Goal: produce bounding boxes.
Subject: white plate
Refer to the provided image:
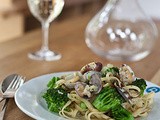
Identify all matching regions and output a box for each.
[15,72,160,120]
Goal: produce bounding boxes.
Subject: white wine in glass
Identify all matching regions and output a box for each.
[27,0,64,61]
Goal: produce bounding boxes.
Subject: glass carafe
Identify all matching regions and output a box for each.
[85,0,158,61]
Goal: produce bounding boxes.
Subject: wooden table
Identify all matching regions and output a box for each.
[0,13,160,120]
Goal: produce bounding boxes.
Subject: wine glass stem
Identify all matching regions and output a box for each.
[41,22,50,51]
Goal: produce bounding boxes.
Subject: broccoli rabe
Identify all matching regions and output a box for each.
[92,86,134,120]
[43,88,69,113]
[47,76,60,89]
[111,104,134,120]
[101,66,119,77]
[132,78,147,95]
[92,86,124,112]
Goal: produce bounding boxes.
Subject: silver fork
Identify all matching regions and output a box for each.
[2,75,25,98]
[0,75,25,120]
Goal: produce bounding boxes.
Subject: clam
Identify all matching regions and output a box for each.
[80,62,102,75]
[75,82,87,97]
[119,64,135,85]
[89,73,102,94]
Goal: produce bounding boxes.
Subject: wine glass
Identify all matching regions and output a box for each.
[27,0,64,61]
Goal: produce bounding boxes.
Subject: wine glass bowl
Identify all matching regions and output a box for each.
[27,0,64,61]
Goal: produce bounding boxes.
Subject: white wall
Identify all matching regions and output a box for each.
[139,0,160,19]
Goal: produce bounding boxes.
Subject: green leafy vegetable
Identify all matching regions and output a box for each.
[43,88,69,113]
[132,78,147,95]
[92,86,134,120]
[47,77,60,89]
[111,104,134,120]
[92,86,123,112]
[101,66,119,77]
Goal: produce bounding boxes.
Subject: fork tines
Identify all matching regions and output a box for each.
[6,75,25,90]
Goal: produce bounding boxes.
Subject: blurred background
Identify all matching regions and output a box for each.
[0,0,159,43]
[0,0,105,43]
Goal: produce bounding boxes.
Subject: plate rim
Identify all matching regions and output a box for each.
[15,71,160,120]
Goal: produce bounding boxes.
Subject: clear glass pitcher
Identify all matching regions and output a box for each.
[85,0,158,61]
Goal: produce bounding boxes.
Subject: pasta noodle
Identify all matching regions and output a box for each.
[60,92,113,120]
[122,92,155,117]
[58,71,154,119]
[45,63,155,120]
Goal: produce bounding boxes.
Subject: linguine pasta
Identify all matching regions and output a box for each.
[43,62,155,120]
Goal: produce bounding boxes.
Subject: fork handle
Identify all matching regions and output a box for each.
[0,98,4,103]
[0,105,6,120]
[0,99,8,120]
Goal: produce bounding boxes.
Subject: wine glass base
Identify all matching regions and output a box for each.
[28,50,61,61]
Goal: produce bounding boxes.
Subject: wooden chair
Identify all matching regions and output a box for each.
[0,0,105,42]
[0,0,27,42]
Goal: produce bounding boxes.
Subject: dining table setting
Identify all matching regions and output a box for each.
[0,1,160,119]
[0,13,159,120]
